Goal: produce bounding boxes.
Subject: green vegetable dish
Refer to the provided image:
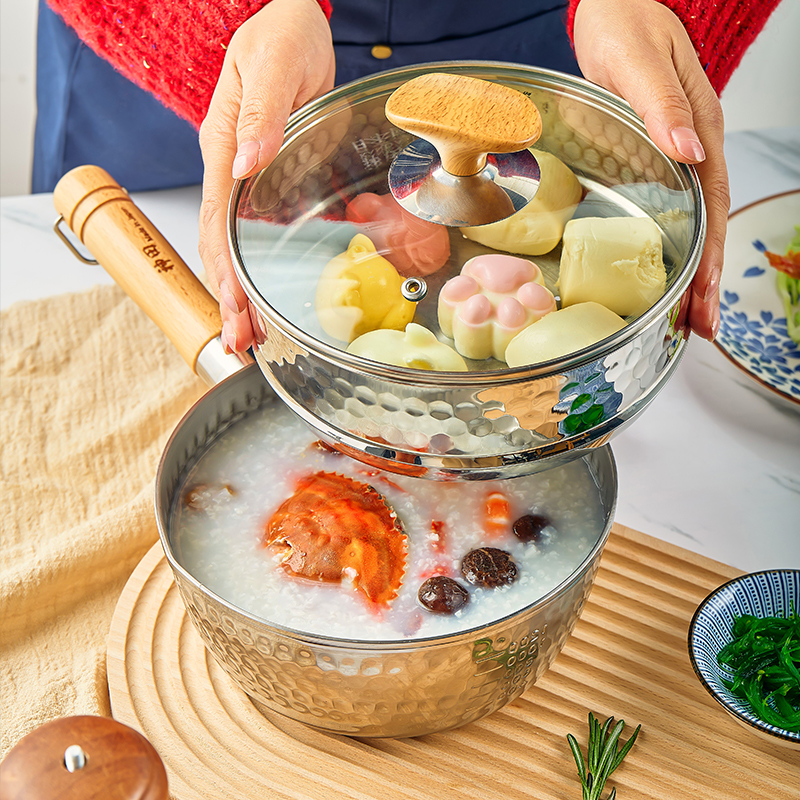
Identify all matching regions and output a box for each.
[768,225,800,345]
[716,610,800,732]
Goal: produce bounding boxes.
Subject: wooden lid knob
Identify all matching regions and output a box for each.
[385,73,542,176]
[0,716,168,800]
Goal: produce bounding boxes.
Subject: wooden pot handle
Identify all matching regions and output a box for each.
[385,73,542,176]
[53,165,221,373]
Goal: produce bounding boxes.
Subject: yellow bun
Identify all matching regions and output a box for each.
[314,234,416,342]
[347,323,468,371]
[461,151,582,255]
[505,302,625,366]
[557,216,666,317]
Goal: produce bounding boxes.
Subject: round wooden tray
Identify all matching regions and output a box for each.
[107,543,401,800]
[107,538,798,800]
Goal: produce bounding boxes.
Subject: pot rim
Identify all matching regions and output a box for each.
[263,344,684,475]
[228,60,705,383]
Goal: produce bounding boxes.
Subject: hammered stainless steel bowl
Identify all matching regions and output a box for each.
[156,364,618,738]
[229,61,704,480]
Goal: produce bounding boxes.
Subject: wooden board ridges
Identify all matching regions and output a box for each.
[107,524,800,799]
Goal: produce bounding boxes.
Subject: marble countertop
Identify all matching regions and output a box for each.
[2,127,799,574]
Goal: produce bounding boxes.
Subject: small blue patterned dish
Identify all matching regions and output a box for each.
[716,189,800,409]
[688,570,800,749]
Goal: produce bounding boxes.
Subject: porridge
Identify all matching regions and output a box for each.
[170,397,607,641]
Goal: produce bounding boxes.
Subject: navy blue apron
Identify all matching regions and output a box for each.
[33,0,578,193]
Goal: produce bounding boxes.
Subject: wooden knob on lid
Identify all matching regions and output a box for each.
[385,72,542,177]
[0,715,169,800]
[385,73,543,227]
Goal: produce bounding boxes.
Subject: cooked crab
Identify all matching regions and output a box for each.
[263,471,407,607]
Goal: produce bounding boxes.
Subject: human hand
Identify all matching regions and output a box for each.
[198,0,335,353]
[573,0,729,340]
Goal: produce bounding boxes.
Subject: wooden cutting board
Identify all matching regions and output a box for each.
[107,524,800,799]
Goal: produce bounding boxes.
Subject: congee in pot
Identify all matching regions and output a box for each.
[169,394,607,642]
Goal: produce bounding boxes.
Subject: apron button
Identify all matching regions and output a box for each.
[371,45,393,60]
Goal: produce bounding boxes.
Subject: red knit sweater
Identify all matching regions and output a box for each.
[566,0,784,97]
[46,0,781,129]
[45,0,333,128]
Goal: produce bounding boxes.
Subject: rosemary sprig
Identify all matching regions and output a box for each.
[567,712,641,800]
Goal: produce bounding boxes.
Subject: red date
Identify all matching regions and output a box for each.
[512,513,552,544]
[418,576,470,614]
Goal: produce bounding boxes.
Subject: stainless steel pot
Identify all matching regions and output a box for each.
[229,62,705,480]
[156,363,617,738]
[53,164,618,738]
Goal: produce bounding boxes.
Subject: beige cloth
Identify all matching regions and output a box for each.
[0,285,207,756]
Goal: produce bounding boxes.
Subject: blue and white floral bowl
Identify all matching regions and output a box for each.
[688,570,800,749]
[716,190,800,409]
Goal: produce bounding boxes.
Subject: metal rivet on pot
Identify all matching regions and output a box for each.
[401,277,427,302]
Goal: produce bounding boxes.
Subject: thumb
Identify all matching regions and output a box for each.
[611,64,707,167]
[572,0,711,167]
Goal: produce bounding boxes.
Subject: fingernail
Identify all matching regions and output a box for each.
[671,127,706,162]
[219,280,241,314]
[232,141,260,179]
[710,304,720,341]
[221,320,237,354]
[704,266,721,302]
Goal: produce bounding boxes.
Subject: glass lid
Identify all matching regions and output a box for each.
[230,62,703,374]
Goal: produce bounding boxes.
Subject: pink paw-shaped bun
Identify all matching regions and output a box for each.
[438,254,556,361]
[345,192,450,277]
